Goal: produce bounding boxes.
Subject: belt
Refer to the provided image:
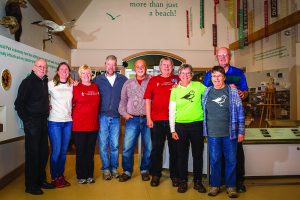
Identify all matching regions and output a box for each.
[131,114,146,118]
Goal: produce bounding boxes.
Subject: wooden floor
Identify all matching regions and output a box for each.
[0,155,300,200]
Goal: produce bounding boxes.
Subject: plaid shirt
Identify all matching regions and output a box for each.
[202,85,245,139]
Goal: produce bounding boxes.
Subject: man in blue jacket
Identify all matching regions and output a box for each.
[94,55,127,180]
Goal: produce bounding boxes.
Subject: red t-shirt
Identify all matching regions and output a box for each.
[144,74,179,121]
[72,83,100,131]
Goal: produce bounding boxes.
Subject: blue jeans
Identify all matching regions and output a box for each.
[122,116,151,175]
[48,121,72,179]
[208,136,237,187]
[98,115,120,172]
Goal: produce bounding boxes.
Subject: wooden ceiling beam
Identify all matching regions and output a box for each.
[229,10,300,51]
[28,0,77,49]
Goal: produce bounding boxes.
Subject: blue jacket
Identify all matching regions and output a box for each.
[202,85,245,140]
[94,73,127,117]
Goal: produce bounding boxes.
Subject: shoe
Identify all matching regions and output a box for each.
[102,171,112,180]
[78,179,87,184]
[87,178,95,184]
[237,183,247,193]
[59,176,71,187]
[194,180,207,193]
[40,182,55,189]
[177,182,188,193]
[141,172,150,181]
[111,170,120,179]
[119,173,131,182]
[25,188,43,195]
[208,187,220,196]
[227,187,238,198]
[171,178,180,187]
[52,178,64,188]
[150,176,160,187]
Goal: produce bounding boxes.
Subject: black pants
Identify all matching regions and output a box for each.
[236,142,245,184]
[73,132,98,179]
[176,121,204,182]
[24,117,49,190]
[150,120,179,178]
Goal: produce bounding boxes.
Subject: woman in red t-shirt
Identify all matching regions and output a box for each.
[72,65,100,184]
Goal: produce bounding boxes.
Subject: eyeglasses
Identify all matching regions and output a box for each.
[217,54,229,58]
[179,72,192,76]
[212,75,224,78]
[35,65,47,69]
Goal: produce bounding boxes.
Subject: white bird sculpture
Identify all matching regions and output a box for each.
[32,20,67,33]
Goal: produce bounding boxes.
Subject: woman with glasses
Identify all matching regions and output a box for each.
[169,64,206,193]
[202,66,245,198]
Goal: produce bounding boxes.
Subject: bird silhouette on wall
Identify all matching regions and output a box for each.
[0,16,19,34]
[106,13,121,20]
[181,90,195,102]
[5,0,27,42]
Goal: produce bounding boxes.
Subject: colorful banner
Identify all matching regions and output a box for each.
[237,0,240,28]
[271,0,278,17]
[228,0,235,27]
[186,10,189,39]
[213,24,217,47]
[238,9,244,49]
[200,0,204,29]
[264,0,269,36]
[190,7,193,37]
[243,0,248,46]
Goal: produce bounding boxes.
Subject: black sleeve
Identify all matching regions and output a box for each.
[14,79,30,122]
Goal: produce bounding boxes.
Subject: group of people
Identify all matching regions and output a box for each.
[14,47,248,198]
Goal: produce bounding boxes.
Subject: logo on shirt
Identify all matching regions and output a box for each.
[212,95,227,107]
[181,90,195,102]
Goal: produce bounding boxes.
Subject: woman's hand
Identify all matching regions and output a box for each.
[172,132,179,140]
[238,134,244,143]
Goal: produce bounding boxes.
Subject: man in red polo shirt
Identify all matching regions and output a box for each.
[144,57,180,187]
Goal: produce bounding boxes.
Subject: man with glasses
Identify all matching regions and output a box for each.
[203,47,248,193]
[15,59,55,195]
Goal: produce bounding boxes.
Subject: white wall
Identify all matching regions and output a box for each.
[0,0,71,180]
[71,0,235,67]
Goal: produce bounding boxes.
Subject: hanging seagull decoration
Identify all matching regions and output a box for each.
[31,19,75,50]
[106,12,121,21]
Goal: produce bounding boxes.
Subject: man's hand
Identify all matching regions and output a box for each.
[124,113,133,120]
[238,134,244,143]
[147,118,153,128]
[172,132,179,140]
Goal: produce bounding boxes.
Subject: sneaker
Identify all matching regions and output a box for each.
[150,176,160,187]
[111,170,119,179]
[86,178,95,184]
[208,187,220,196]
[171,178,180,187]
[59,176,71,187]
[237,183,246,193]
[102,171,112,180]
[227,187,238,198]
[141,172,150,181]
[119,173,131,182]
[193,180,207,193]
[78,179,87,184]
[52,178,64,188]
[177,182,188,193]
